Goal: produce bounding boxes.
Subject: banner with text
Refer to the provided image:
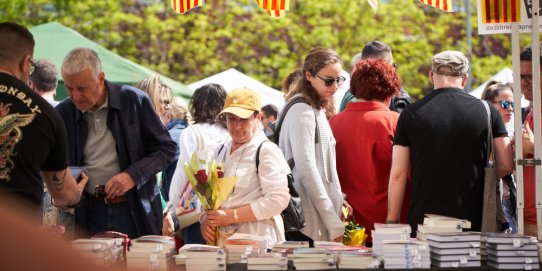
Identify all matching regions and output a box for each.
[478,0,541,34]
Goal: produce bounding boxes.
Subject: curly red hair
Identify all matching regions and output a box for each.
[350,59,401,102]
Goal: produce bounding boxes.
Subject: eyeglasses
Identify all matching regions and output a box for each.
[493,100,514,110]
[520,74,542,84]
[29,59,37,76]
[316,74,346,87]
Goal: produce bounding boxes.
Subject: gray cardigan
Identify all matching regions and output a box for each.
[278,98,344,241]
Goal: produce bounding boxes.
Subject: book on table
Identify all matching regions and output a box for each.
[488,262,540,270]
[430,252,481,262]
[373,223,411,234]
[417,224,463,233]
[425,232,481,242]
[429,247,480,256]
[422,214,471,229]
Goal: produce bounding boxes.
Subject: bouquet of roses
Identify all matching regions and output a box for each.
[184,151,237,211]
[183,151,237,245]
[342,207,367,246]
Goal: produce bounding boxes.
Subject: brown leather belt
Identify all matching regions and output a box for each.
[88,194,128,205]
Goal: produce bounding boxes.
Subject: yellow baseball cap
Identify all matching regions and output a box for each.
[218,88,261,119]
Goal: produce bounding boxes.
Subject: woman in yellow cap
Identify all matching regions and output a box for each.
[200,88,291,247]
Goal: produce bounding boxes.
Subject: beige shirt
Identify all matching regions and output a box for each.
[216,132,291,247]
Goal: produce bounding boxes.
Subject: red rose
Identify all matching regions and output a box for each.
[195,169,208,184]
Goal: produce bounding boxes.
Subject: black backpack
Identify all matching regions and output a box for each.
[256,141,305,233]
[268,96,319,147]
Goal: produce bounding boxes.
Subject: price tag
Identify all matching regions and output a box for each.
[418,245,427,251]
[451,262,459,268]
[513,239,522,248]
[525,264,533,270]
[115,239,122,246]
[469,249,477,257]
[400,234,408,241]
[518,250,525,255]
[469,242,480,248]
[526,258,533,264]
[460,256,468,264]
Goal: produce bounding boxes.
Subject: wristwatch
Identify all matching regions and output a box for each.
[233,208,239,222]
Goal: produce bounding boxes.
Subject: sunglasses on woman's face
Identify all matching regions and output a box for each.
[316,74,346,87]
[494,100,514,110]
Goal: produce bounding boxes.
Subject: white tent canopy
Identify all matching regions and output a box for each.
[469,67,529,107]
[188,68,285,109]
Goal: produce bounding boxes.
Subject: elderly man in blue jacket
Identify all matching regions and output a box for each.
[56,47,176,238]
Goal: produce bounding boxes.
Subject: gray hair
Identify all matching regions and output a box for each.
[61,47,102,78]
[29,59,58,92]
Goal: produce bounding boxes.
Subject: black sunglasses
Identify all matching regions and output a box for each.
[494,100,514,110]
[316,74,346,87]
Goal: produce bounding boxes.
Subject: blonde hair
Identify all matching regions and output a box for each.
[135,75,171,110]
[169,97,190,123]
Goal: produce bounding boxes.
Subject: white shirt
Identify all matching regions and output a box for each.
[216,132,291,247]
[169,123,229,207]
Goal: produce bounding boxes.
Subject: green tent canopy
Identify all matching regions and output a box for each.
[29,22,193,102]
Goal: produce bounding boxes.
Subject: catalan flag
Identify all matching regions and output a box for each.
[171,0,205,14]
[255,0,291,17]
[419,0,453,12]
[481,0,520,23]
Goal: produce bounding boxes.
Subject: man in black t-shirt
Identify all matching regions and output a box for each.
[0,22,87,213]
[386,50,514,232]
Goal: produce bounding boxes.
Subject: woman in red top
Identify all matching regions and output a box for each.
[330,59,408,244]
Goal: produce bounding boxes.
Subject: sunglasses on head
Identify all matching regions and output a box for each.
[316,74,346,87]
[494,100,514,109]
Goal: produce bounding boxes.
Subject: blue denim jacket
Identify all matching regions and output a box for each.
[56,81,176,236]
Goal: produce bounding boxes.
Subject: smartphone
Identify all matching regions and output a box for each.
[69,166,87,183]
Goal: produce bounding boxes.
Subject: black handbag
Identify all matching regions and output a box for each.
[256,141,305,232]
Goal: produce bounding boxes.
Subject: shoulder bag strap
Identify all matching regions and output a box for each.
[482,100,493,166]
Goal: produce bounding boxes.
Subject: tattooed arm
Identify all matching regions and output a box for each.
[42,168,89,207]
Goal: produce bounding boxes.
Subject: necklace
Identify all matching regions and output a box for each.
[223,141,248,177]
[234,143,248,176]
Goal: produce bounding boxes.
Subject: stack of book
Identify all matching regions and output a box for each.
[426,232,481,268]
[291,248,335,270]
[92,231,130,261]
[337,250,377,269]
[72,239,119,265]
[416,214,471,241]
[485,233,539,270]
[480,233,488,262]
[246,252,288,270]
[184,246,226,271]
[175,244,221,266]
[382,240,430,269]
[224,233,267,264]
[126,235,176,271]
[372,223,411,256]
[272,241,310,252]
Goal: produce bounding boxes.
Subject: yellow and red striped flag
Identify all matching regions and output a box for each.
[481,0,520,23]
[255,0,291,17]
[171,0,205,14]
[419,0,453,12]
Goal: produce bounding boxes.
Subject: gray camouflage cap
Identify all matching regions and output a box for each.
[432,50,469,77]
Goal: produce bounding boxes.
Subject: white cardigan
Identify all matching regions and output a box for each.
[278,99,344,241]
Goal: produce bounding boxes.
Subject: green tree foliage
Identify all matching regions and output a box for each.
[1,0,524,99]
